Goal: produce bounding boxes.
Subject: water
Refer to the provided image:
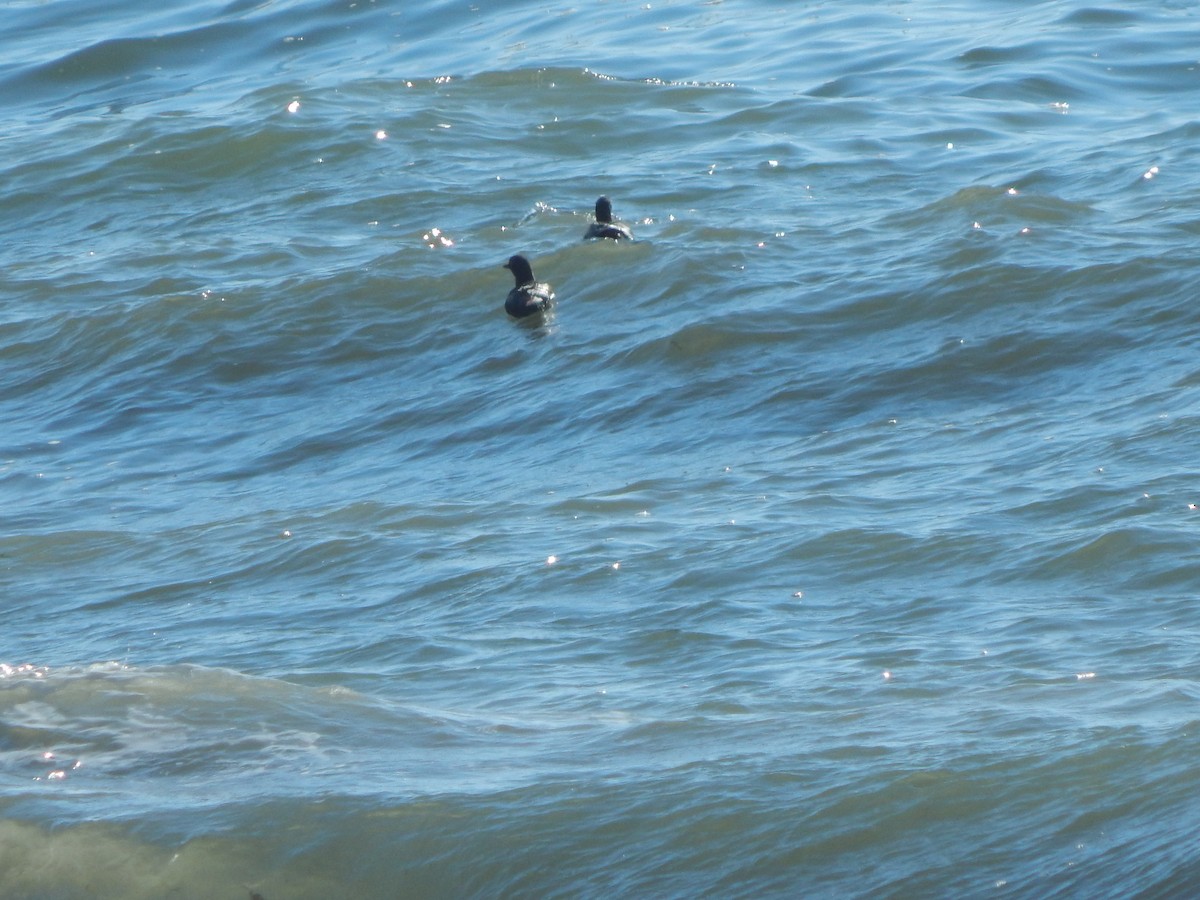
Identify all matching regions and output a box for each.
[3,0,1200,896]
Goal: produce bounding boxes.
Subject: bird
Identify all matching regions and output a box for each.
[503,254,555,318]
[584,196,633,241]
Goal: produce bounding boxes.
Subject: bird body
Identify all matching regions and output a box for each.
[503,254,554,318]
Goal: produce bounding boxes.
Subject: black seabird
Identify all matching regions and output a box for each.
[584,196,633,241]
[503,254,555,318]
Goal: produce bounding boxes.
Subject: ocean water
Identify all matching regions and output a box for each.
[3,0,1200,896]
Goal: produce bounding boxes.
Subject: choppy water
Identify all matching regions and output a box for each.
[3,0,1200,896]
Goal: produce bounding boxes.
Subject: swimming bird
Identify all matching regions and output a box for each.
[584,196,633,241]
[503,254,555,318]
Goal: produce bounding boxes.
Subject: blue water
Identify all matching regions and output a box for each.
[3,1,1200,896]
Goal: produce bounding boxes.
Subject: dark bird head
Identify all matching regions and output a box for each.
[595,196,614,223]
[503,254,535,285]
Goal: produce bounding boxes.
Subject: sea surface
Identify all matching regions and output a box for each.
[3,0,1200,896]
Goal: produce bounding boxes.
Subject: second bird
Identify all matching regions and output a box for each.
[584,196,633,241]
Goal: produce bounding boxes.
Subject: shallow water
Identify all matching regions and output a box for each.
[3,0,1200,897]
